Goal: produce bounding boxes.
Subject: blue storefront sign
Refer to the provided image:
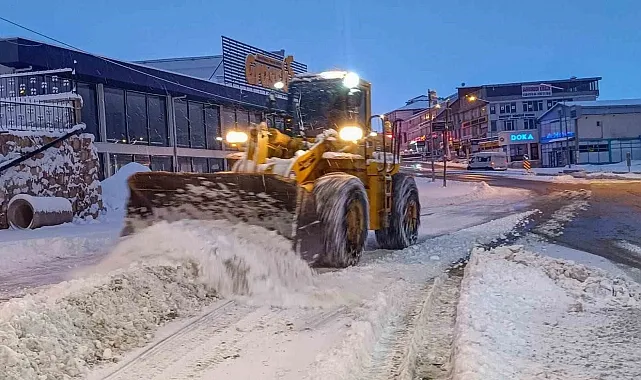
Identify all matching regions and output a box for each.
[541,131,575,143]
[510,133,536,142]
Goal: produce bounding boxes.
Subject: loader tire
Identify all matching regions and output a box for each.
[375,173,421,250]
[313,173,369,268]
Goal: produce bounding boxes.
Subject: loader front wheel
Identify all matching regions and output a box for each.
[375,174,421,250]
[313,174,369,268]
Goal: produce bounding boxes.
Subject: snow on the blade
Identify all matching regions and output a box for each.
[452,245,641,380]
[100,162,151,213]
[0,219,316,380]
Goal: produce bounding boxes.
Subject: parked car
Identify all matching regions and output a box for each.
[467,152,508,170]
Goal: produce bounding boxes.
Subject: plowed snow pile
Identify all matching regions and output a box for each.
[0,220,315,380]
[453,245,641,380]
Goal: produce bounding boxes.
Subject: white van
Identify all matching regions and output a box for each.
[467,152,508,171]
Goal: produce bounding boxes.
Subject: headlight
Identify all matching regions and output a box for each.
[339,126,364,142]
[342,72,360,88]
[225,131,248,144]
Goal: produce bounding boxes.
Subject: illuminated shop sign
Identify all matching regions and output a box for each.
[498,130,539,145]
[510,133,535,142]
[541,131,575,142]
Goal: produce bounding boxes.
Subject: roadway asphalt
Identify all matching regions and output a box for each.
[403,166,641,270]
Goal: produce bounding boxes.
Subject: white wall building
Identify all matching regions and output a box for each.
[538,99,641,167]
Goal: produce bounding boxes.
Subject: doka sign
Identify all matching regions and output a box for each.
[510,133,535,142]
[498,130,539,146]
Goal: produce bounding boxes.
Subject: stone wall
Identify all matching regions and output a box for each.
[0,130,103,228]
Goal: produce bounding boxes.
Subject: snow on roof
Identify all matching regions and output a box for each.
[563,99,641,108]
[538,98,641,121]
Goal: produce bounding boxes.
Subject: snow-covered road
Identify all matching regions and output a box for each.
[0,179,535,380]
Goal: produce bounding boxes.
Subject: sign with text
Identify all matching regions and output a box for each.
[521,84,552,98]
[498,130,539,145]
[221,36,307,93]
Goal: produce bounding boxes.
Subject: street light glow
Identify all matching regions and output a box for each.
[467,95,478,102]
[274,81,284,90]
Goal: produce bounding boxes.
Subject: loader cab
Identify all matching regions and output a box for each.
[286,71,371,138]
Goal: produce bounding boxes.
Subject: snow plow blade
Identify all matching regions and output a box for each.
[122,171,325,265]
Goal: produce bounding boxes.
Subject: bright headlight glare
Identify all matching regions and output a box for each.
[225,131,248,143]
[339,126,363,141]
[343,72,360,88]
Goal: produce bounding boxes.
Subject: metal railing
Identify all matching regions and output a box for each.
[0,99,77,132]
[0,69,74,98]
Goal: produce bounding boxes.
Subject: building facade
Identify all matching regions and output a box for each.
[0,36,306,179]
[538,99,641,167]
[456,77,600,165]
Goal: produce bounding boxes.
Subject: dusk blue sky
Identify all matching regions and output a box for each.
[2,0,640,113]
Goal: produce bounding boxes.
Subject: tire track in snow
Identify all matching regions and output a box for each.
[99,299,240,380]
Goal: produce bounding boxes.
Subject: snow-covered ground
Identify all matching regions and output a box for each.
[0,170,535,379]
[415,178,532,237]
[453,245,641,380]
[0,162,150,299]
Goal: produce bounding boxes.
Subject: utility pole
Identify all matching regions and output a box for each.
[428,89,436,182]
[443,99,450,187]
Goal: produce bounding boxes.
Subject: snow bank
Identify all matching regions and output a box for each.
[0,220,315,379]
[8,194,72,213]
[100,162,150,213]
[452,245,641,380]
[415,178,522,206]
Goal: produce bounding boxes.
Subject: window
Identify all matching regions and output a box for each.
[192,157,208,173]
[150,156,173,172]
[177,156,192,172]
[523,100,544,112]
[530,143,539,160]
[596,121,601,127]
[133,154,151,168]
[175,100,189,147]
[205,105,221,149]
[208,158,224,172]
[500,104,505,114]
[490,105,495,114]
[250,112,263,125]
[109,154,132,174]
[236,110,250,130]
[76,82,99,139]
[524,119,536,129]
[510,102,516,113]
[221,107,236,135]
[503,120,516,131]
[148,96,168,146]
[104,87,126,143]
[490,120,497,132]
[509,144,527,161]
[189,101,206,148]
[126,91,148,144]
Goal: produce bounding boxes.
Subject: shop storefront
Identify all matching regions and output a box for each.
[498,130,540,162]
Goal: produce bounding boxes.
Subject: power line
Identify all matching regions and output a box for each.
[0,16,278,110]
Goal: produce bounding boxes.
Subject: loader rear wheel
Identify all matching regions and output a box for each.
[313,173,369,268]
[375,173,421,250]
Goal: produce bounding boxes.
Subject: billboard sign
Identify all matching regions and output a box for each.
[499,130,539,145]
[221,36,307,92]
[521,84,552,98]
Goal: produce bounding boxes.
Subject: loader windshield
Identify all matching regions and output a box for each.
[288,78,367,137]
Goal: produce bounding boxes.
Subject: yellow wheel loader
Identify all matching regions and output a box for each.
[122,71,420,268]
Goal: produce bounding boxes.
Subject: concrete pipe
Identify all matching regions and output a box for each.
[7,194,73,230]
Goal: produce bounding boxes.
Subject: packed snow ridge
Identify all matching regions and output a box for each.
[0,219,315,380]
[452,245,641,380]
